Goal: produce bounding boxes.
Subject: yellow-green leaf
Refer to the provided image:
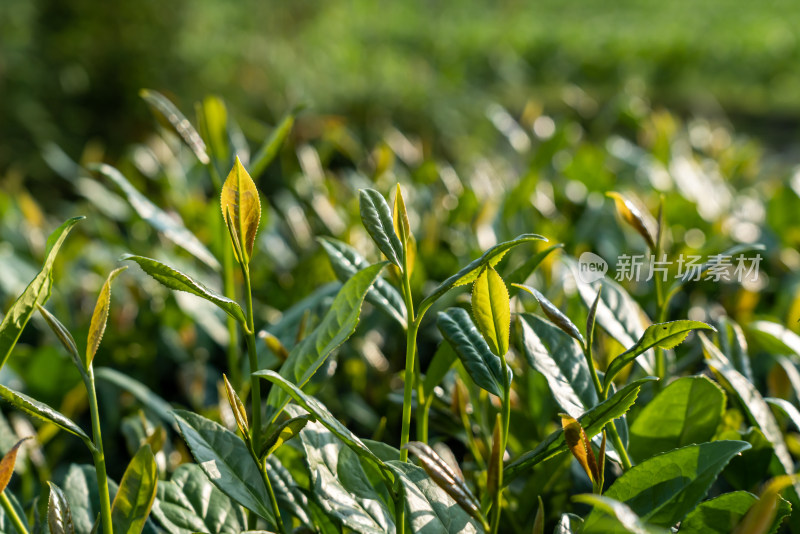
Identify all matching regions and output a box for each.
[110,445,158,534]
[562,414,599,485]
[472,266,510,357]
[733,476,797,534]
[393,184,411,244]
[0,438,30,493]
[222,374,248,437]
[221,157,261,264]
[86,267,127,368]
[607,192,656,251]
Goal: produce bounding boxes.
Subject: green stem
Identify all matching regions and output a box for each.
[242,266,263,455]
[490,355,511,534]
[606,422,633,470]
[399,265,417,461]
[223,240,241,387]
[0,492,27,534]
[259,458,286,534]
[86,368,114,534]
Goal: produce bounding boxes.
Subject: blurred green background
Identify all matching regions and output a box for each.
[3,0,800,490]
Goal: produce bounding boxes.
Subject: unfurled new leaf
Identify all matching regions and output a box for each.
[607,192,656,250]
[0,438,30,493]
[47,482,75,534]
[222,374,248,437]
[515,284,585,348]
[122,254,245,324]
[87,267,127,367]
[359,188,403,268]
[221,157,261,264]
[472,267,510,357]
[404,441,485,527]
[110,445,158,534]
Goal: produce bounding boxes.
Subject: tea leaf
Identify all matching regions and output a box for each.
[555,512,584,533]
[197,95,229,166]
[582,440,751,528]
[515,284,584,347]
[606,192,656,250]
[437,307,512,399]
[121,254,245,324]
[250,110,296,179]
[422,342,457,400]
[562,415,599,485]
[92,164,220,270]
[37,303,86,381]
[604,320,714,390]
[575,494,667,534]
[139,89,209,164]
[359,188,403,268]
[48,482,76,534]
[222,374,248,437]
[421,233,547,311]
[87,267,127,368]
[260,415,313,458]
[628,376,725,462]
[404,441,484,526]
[110,445,158,534]
[298,419,394,534]
[533,496,545,534]
[151,463,246,534]
[518,313,597,416]
[716,316,752,382]
[318,237,407,328]
[487,415,501,497]
[0,216,83,370]
[392,184,411,244]
[386,460,482,534]
[264,455,313,527]
[733,476,795,534]
[221,157,261,264]
[504,377,656,484]
[0,384,93,450]
[256,370,385,469]
[680,490,790,534]
[172,410,276,523]
[0,438,30,493]
[472,266,510,357]
[264,263,385,422]
[506,243,563,291]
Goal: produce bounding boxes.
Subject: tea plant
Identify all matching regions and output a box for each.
[1,89,800,534]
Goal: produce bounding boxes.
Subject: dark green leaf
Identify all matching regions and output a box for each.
[0,384,93,450]
[151,463,245,534]
[298,420,394,534]
[420,234,547,311]
[680,491,790,534]
[385,460,482,534]
[583,441,751,528]
[359,189,403,268]
[717,316,752,382]
[121,255,244,324]
[172,410,275,523]
[264,263,385,423]
[139,89,209,164]
[36,303,87,381]
[604,321,714,391]
[260,415,313,458]
[318,237,407,328]
[0,216,83,370]
[264,455,313,527]
[576,494,667,534]
[92,164,219,270]
[515,285,584,347]
[504,377,655,484]
[256,371,384,468]
[436,308,512,399]
[628,376,725,462]
[62,465,120,534]
[111,445,158,534]
[48,482,76,534]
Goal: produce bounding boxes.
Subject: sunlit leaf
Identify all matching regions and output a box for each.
[472,266,510,357]
[0,438,30,493]
[220,157,261,264]
[122,254,245,324]
[110,445,158,534]
[562,415,599,486]
[48,482,76,534]
[250,110,296,179]
[733,476,796,534]
[515,284,584,347]
[606,192,656,250]
[222,374,248,437]
[86,267,127,368]
[392,184,411,244]
[139,89,209,164]
[575,494,667,534]
[680,490,791,534]
[260,415,313,458]
[359,188,403,268]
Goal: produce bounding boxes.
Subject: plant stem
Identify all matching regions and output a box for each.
[259,458,286,534]
[490,356,511,534]
[399,266,417,462]
[86,368,114,534]
[223,242,241,387]
[242,265,263,455]
[606,422,633,470]
[0,492,27,534]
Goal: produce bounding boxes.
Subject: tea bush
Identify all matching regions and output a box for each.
[1,89,800,534]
